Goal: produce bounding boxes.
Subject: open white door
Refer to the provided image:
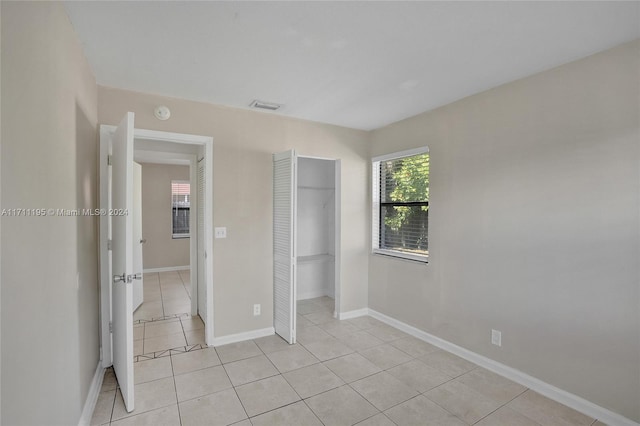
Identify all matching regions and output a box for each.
[111,112,136,412]
[132,162,144,311]
[273,150,297,344]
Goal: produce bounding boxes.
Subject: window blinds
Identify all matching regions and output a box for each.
[378,153,429,256]
[172,181,190,236]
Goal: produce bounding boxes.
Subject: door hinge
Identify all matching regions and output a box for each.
[109,321,113,333]
[107,239,112,250]
[107,155,112,166]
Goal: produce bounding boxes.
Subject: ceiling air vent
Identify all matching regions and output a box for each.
[249,100,282,111]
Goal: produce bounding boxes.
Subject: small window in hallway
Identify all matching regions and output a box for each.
[172,180,190,238]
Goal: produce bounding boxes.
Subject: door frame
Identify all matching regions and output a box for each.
[99,126,214,367]
[296,155,342,318]
[133,152,198,316]
[132,161,144,312]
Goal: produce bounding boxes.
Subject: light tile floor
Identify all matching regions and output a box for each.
[134,270,192,322]
[132,271,206,362]
[93,296,606,426]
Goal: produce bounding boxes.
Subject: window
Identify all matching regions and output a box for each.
[171,180,190,238]
[372,147,429,262]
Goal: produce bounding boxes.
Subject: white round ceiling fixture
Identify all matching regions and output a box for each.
[154,105,171,121]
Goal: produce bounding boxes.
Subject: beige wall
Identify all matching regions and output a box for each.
[140,163,190,269]
[98,87,370,337]
[0,4,3,421]
[369,40,640,422]
[1,3,634,423]
[1,2,99,425]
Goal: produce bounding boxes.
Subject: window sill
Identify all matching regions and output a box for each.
[372,249,428,264]
[172,234,190,239]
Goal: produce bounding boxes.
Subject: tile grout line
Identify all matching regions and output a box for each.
[179,270,190,300]
[375,393,426,422]
[344,380,384,418]
[302,398,329,426]
[417,362,529,426]
[211,310,327,423]
[168,354,184,426]
[107,370,118,425]
[171,308,425,424]
[419,390,469,425]
[154,318,444,400]
[297,306,488,424]
[158,272,166,317]
[306,325,468,423]
[134,311,577,426]
[470,386,532,425]
[342,341,426,416]
[165,306,470,425]
[137,273,198,360]
[140,272,157,355]
[141,321,146,356]
[251,335,327,425]
[113,273,194,422]
[179,312,189,348]
[218,347,252,422]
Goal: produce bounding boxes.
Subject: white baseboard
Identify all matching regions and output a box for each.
[143,266,190,273]
[338,308,369,320]
[78,360,105,426]
[368,309,639,426]
[297,290,328,300]
[210,327,275,347]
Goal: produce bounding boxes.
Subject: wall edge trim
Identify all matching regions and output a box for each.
[210,327,275,347]
[77,360,105,426]
[368,309,639,426]
[338,308,369,320]
[298,290,330,301]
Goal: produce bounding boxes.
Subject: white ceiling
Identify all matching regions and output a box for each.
[64,1,639,131]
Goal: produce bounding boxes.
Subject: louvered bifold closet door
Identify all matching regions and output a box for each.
[273,150,297,344]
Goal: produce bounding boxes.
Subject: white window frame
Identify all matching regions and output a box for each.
[171,179,191,239]
[372,146,429,263]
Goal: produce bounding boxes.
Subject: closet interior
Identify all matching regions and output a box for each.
[296,157,336,311]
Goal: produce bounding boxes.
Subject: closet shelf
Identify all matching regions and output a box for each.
[298,253,335,264]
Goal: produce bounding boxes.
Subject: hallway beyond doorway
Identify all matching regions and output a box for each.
[133,271,205,362]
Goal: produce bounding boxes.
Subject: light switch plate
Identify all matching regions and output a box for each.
[214,227,227,238]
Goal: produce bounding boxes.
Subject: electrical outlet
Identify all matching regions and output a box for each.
[214,227,227,238]
[253,304,261,316]
[491,329,502,347]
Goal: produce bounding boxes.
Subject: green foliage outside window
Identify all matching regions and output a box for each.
[381,153,429,255]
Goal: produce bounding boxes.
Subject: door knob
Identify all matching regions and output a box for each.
[140,238,147,244]
[113,273,141,283]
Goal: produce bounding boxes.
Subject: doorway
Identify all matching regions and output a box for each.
[131,158,198,356]
[99,120,214,413]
